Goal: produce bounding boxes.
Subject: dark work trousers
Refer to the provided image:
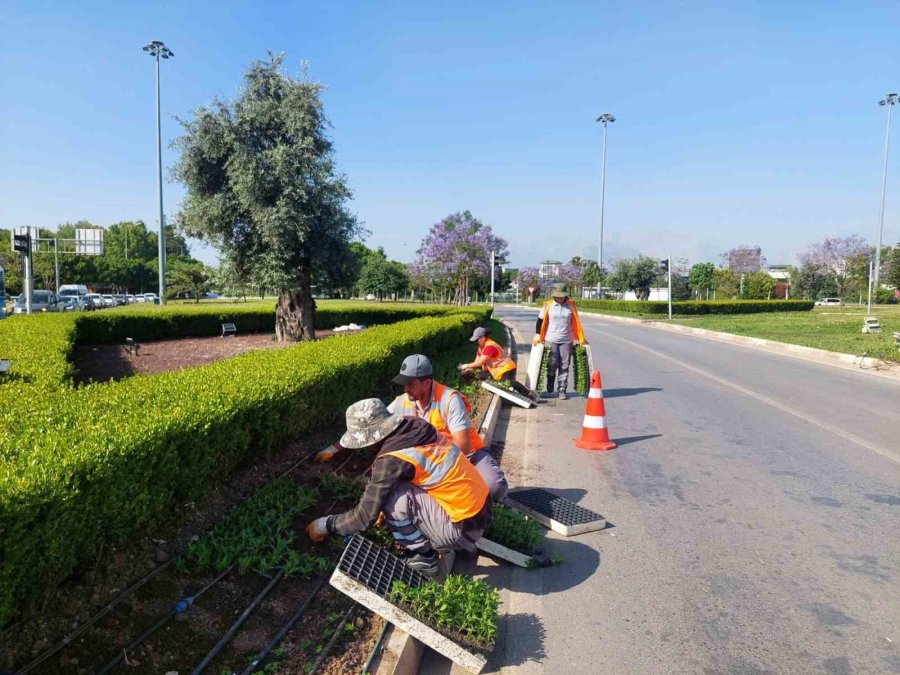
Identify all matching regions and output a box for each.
[546,341,572,393]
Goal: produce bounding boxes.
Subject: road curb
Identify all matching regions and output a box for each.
[581,311,900,382]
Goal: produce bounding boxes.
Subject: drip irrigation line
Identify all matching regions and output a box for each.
[13,559,174,675]
[310,606,356,675]
[237,573,331,675]
[12,445,327,675]
[359,618,389,675]
[95,564,235,675]
[190,569,286,675]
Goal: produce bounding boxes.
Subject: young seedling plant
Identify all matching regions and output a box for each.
[485,504,544,556]
[389,575,499,651]
[177,477,329,577]
[537,345,589,395]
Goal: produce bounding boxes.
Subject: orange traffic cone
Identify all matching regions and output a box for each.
[574,371,617,451]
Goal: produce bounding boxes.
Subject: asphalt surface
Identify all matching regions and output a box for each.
[421,305,900,675]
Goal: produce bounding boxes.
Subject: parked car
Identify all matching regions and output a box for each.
[13,290,64,314]
[59,284,89,299]
[142,293,160,304]
[80,295,99,311]
[815,298,841,306]
[86,293,105,309]
[125,294,137,304]
[365,294,376,301]
[101,294,117,307]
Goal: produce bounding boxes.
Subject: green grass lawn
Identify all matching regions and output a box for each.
[643,306,900,362]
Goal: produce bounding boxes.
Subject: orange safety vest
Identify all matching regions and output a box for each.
[383,437,488,522]
[392,382,485,454]
[477,338,516,380]
[539,299,587,344]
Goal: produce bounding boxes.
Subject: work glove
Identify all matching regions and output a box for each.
[374,512,385,528]
[306,517,330,542]
[457,363,468,372]
[531,334,542,346]
[315,442,342,463]
[573,340,580,347]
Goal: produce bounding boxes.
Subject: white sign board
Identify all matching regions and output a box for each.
[76,228,104,255]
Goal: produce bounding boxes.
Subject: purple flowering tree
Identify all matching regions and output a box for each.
[556,263,584,296]
[516,267,542,302]
[414,211,508,305]
[797,236,868,304]
[722,246,766,274]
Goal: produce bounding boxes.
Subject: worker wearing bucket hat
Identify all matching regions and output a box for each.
[532,284,587,400]
[306,398,491,577]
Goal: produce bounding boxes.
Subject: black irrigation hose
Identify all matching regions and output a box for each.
[13,559,174,675]
[360,619,389,675]
[237,573,331,675]
[310,606,356,675]
[95,564,236,675]
[190,570,286,675]
[12,444,330,675]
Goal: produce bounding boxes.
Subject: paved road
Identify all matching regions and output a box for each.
[422,305,900,675]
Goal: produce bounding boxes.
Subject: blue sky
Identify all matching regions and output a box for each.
[2,1,899,270]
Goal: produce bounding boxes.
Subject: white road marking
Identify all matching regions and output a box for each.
[601,330,899,465]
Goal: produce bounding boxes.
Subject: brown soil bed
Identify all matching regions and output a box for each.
[71,329,356,384]
[0,430,387,674]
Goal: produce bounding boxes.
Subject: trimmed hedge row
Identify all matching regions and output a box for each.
[0,314,78,389]
[0,311,488,623]
[574,299,815,315]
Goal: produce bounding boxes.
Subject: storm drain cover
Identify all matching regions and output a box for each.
[337,534,425,597]
[508,488,605,532]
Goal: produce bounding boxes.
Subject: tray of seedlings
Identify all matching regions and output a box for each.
[330,534,497,674]
[480,379,535,409]
[536,344,593,397]
[477,504,557,568]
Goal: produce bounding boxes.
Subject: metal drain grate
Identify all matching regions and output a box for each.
[337,534,424,597]
[509,488,602,526]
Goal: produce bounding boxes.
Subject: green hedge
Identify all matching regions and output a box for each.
[0,306,490,623]
[574,299,815,315]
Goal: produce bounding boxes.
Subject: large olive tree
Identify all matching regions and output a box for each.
[173,55,357,340]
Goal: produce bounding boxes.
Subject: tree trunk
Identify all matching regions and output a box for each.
[275,280,316,342]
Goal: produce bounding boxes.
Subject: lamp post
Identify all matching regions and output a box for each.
[143,40,174,304]
[596,113,615,299]
[873,93,897,307]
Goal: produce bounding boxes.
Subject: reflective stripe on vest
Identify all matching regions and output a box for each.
[384,438,489,522]
[539,299,587,344]
[478,338,516,380]
[391,382,484,454]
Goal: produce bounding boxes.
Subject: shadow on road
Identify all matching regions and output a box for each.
[614,433,663,446]
[603,386,663,398]
[486,612,547,671]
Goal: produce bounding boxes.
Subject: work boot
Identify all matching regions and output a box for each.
[559,390,568,401]
[404,550,440,578]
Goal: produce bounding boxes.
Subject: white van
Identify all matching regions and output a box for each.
[59,284,89,298]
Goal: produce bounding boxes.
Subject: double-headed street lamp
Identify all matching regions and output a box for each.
[872,93,897,307]
[596,113,616,298]
[142,40,174,304]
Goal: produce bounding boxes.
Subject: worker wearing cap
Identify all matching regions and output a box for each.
[532,284,587,400]
[459,326,539,402]
[389,354,509,503]
[306,399,491,577]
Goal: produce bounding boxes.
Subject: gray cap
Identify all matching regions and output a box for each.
[470,326,488,342]
[339,398,403,449]
[391,354,433,385]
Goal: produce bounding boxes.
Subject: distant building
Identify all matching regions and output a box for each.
[767,264,791,299]
[539,260,562,280]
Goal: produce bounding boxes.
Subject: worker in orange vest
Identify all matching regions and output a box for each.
[390,354,509,502]
[316,354,509,502]
[306,398,490,577]
[459,326,539,402]
[532,284,587,400]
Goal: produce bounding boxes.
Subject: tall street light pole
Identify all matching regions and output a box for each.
[873,92,897,306]
[143,40,174,304]
[596,113,615,299]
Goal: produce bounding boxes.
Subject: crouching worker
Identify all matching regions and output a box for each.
[390,354,509,503]
[459,326,539,402]
[306,398,491,577]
